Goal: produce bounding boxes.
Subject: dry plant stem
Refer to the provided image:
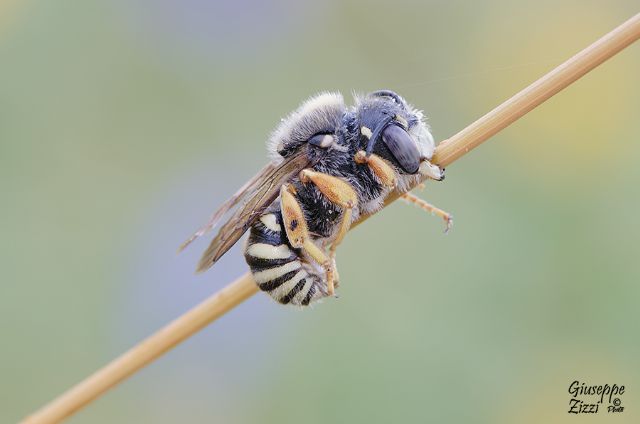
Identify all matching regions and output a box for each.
[357,11,640,224]
[22,12,640,424]
[22,274,258,424]
[433,15,640,168]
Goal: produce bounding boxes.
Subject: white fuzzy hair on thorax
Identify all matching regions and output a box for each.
[267,91,436,195]
[267,92,346,163]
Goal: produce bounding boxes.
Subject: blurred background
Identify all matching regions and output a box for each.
[1,1,639,423]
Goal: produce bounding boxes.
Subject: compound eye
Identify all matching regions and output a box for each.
[381,124,420,174]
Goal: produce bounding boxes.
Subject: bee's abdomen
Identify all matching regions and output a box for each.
[244,212,325,306]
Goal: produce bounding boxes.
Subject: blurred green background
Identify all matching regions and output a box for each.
[1,1,639,423]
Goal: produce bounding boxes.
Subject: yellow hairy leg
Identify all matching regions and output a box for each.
[279,184,335,295]
[354,150,397,189]
[400,192,453,232]
[299,169,359,296]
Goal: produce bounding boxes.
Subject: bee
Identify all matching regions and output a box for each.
[180,90,451,306]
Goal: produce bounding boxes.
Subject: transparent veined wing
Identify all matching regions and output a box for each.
[179,147,315,273]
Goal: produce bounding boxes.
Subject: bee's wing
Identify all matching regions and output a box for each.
[180,148,313,273]
[178,161,277,252]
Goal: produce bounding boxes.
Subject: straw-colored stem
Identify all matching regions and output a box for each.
[357,11,640,224]
[22,12,640,424]
[22,274,258,424]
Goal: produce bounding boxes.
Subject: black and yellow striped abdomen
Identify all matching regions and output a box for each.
[244,211,326,306]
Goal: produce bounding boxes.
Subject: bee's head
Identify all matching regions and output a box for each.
[355,90,435,175]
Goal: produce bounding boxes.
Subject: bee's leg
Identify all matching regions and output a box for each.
[332,257,340,289]
[279,184,336,296]
[320,240,340,289]
[354,150,397,189]
[400,192,453,232]
[298,170,358,296]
